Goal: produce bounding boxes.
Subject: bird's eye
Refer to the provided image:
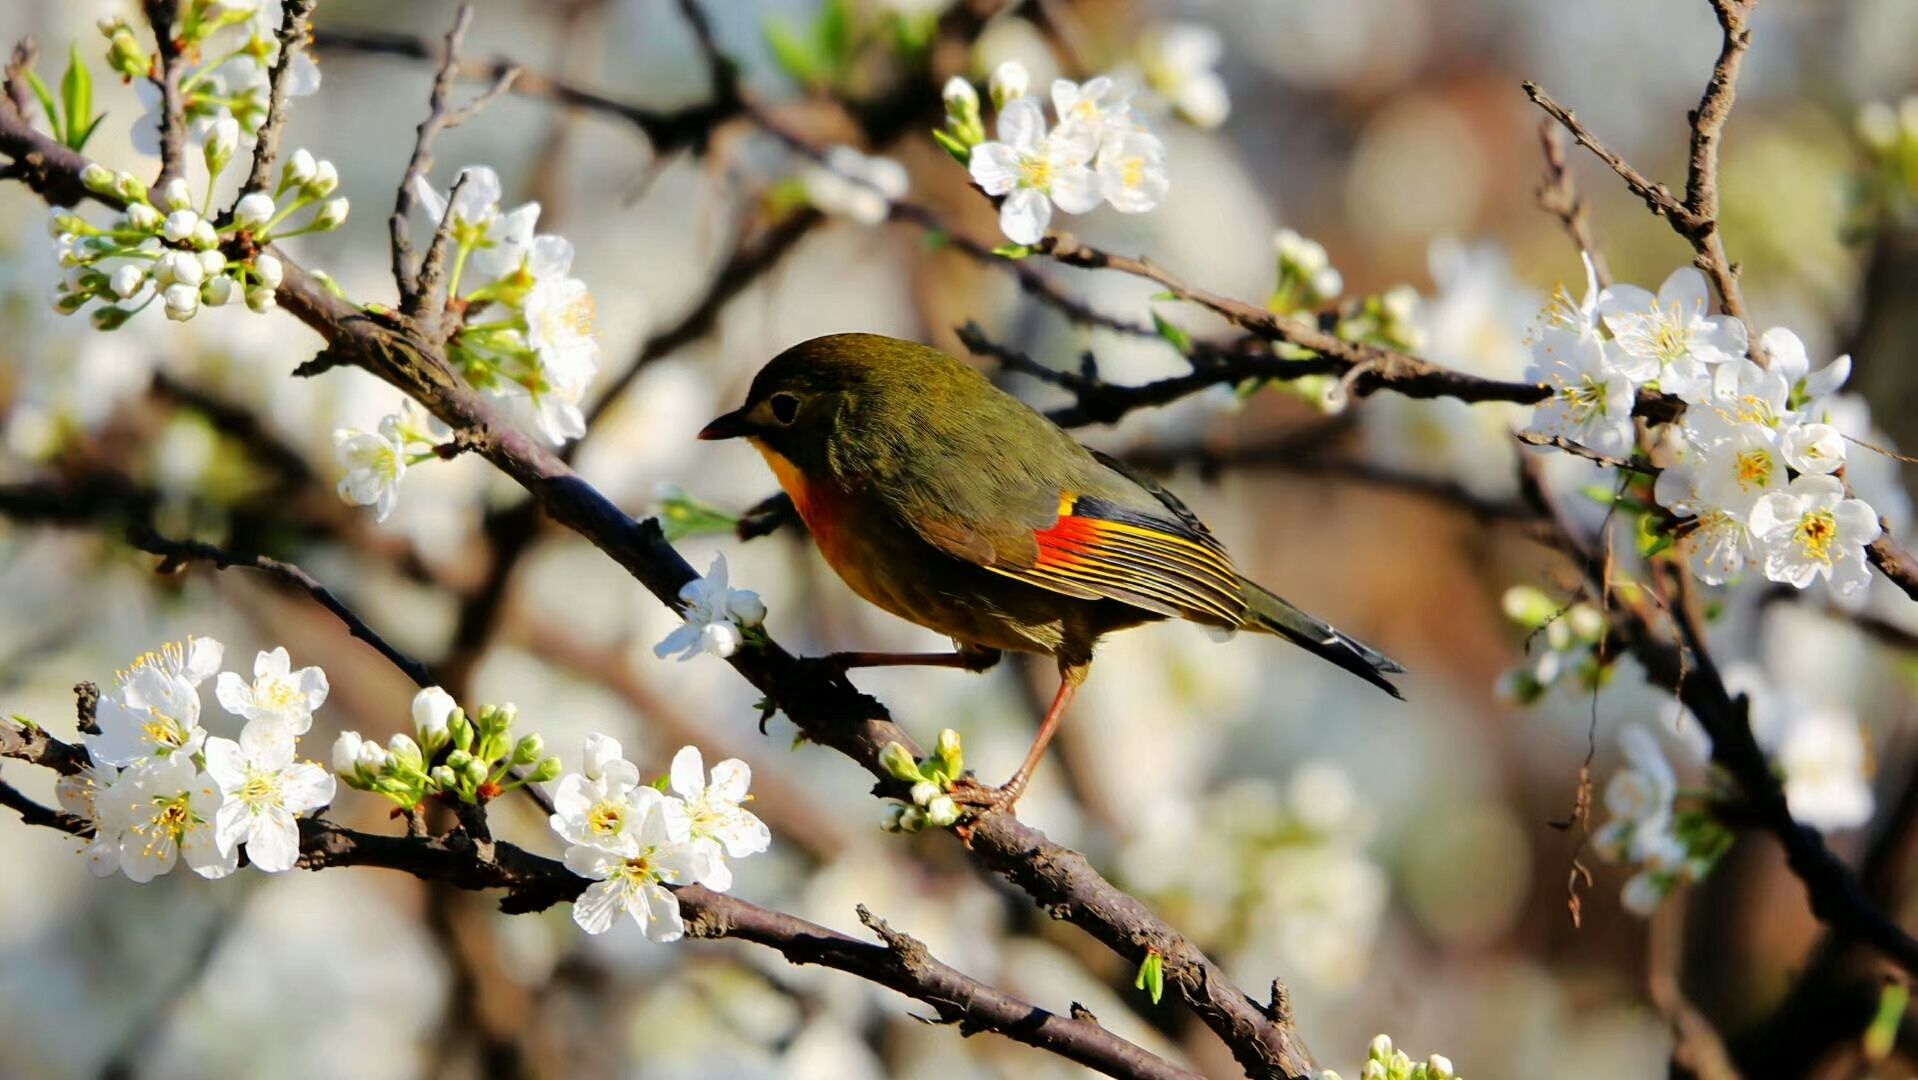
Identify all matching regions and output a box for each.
[768,392,800,425]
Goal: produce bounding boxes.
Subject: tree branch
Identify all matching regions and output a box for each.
[0,727,1196,1080]
[139,0,188,188]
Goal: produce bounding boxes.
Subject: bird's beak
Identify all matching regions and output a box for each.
[697,407,753,441]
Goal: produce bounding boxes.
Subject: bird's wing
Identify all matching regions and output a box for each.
[900,450,1249,628]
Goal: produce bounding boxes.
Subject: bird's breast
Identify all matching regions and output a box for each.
[749,438,857,567]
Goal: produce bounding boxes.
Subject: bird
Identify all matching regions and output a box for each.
[699,333,1402,811]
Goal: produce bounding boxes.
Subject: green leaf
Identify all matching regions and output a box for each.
[817,0,852,73]
[920,227,949,251]
[61,44,92,151]
[1134,951,1165,1005]
[991,243,1032,260]
[1152,312,1193,354]
[763,18,819,84]
[23,69,59,141]
[1149,290,1180,301]
[72,113,106,151]
[930,127,972,164]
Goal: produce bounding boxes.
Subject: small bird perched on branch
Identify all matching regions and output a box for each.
[700,333,1402,810]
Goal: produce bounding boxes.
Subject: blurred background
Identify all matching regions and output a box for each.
[3,0,1918,1077]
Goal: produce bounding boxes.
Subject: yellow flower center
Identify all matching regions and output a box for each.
[1560,377,1605,422]
[1733,448,1773,491]
[239,770,282,811]
[587,800,626,837]
[140,711,188,751]
[1649,302,1692,363]
[1794,509,1838,565]
[257,678,300,710]
[132,793,196,856]
[539,291,595,344]
[1120,156,1145,190]
[1018,153,1054,192]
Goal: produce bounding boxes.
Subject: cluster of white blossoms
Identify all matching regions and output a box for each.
[410,165,603,446]
[58,638,335,881]
[1525,264,1881,601]
[1318,1034,1460,1080]
[332,686,562,810]
[1271,228,1345,311]
[549,737,770,940]
[1493,586,1606,705]
[1589,726,1730,916]
[57,146,342,327]
[939,62,1169,245]
[101,1,321,154]
[654,554,768,662]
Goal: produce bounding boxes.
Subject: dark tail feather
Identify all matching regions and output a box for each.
[1239,579,1404,700]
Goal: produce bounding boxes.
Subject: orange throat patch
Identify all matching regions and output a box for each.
[750,438,844,543]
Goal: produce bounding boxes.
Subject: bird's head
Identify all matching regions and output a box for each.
[700,333,979,474]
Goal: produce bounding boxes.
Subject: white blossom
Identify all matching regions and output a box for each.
[655,554,767,661]
[1749,474,1882,598]
[204,720,335,872]
[1523,326,1635,457]
[1095,129,1169,213]
[331,416,408,522]
[550,738,648,853]
[1597,267,1747,397]
[1140,22,1231,129]
[1653,460,1757,585]
[1774,709,1874,831]
[967,97,1101,245]
[1049,76,1132,140]
[96,754,235,882]
[563,786,719,940]
[216,647,329,733]
[86,637,225,766]
[669,744,771,881]
[55,764,125,876]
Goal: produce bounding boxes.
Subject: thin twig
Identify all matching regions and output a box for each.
[1536,120,1612,287]
[390,4,475,314]
[123,524,437,688]
[140,0,188,188]
[241,0,318,195]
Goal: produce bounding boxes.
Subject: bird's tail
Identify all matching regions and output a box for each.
[1239,578,1404,700]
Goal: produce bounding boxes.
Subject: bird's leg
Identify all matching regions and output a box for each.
[952,661,1087,814]
[813,645,1001,677]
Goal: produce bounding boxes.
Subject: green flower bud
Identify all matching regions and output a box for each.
[80,163,114,194]
[448,711,474,753]
[445,749,473,772]
[512,733,544,766]
[935,727,963,778]
[879,741,924,784]
[89,305,134,331]
[462,757,489,786]
[528,755,563,783]
[113,171,147,205]
[909,780,940,807]
[429,764,458,791]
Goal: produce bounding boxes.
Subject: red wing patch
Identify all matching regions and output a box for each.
[1007,492,1247,625]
